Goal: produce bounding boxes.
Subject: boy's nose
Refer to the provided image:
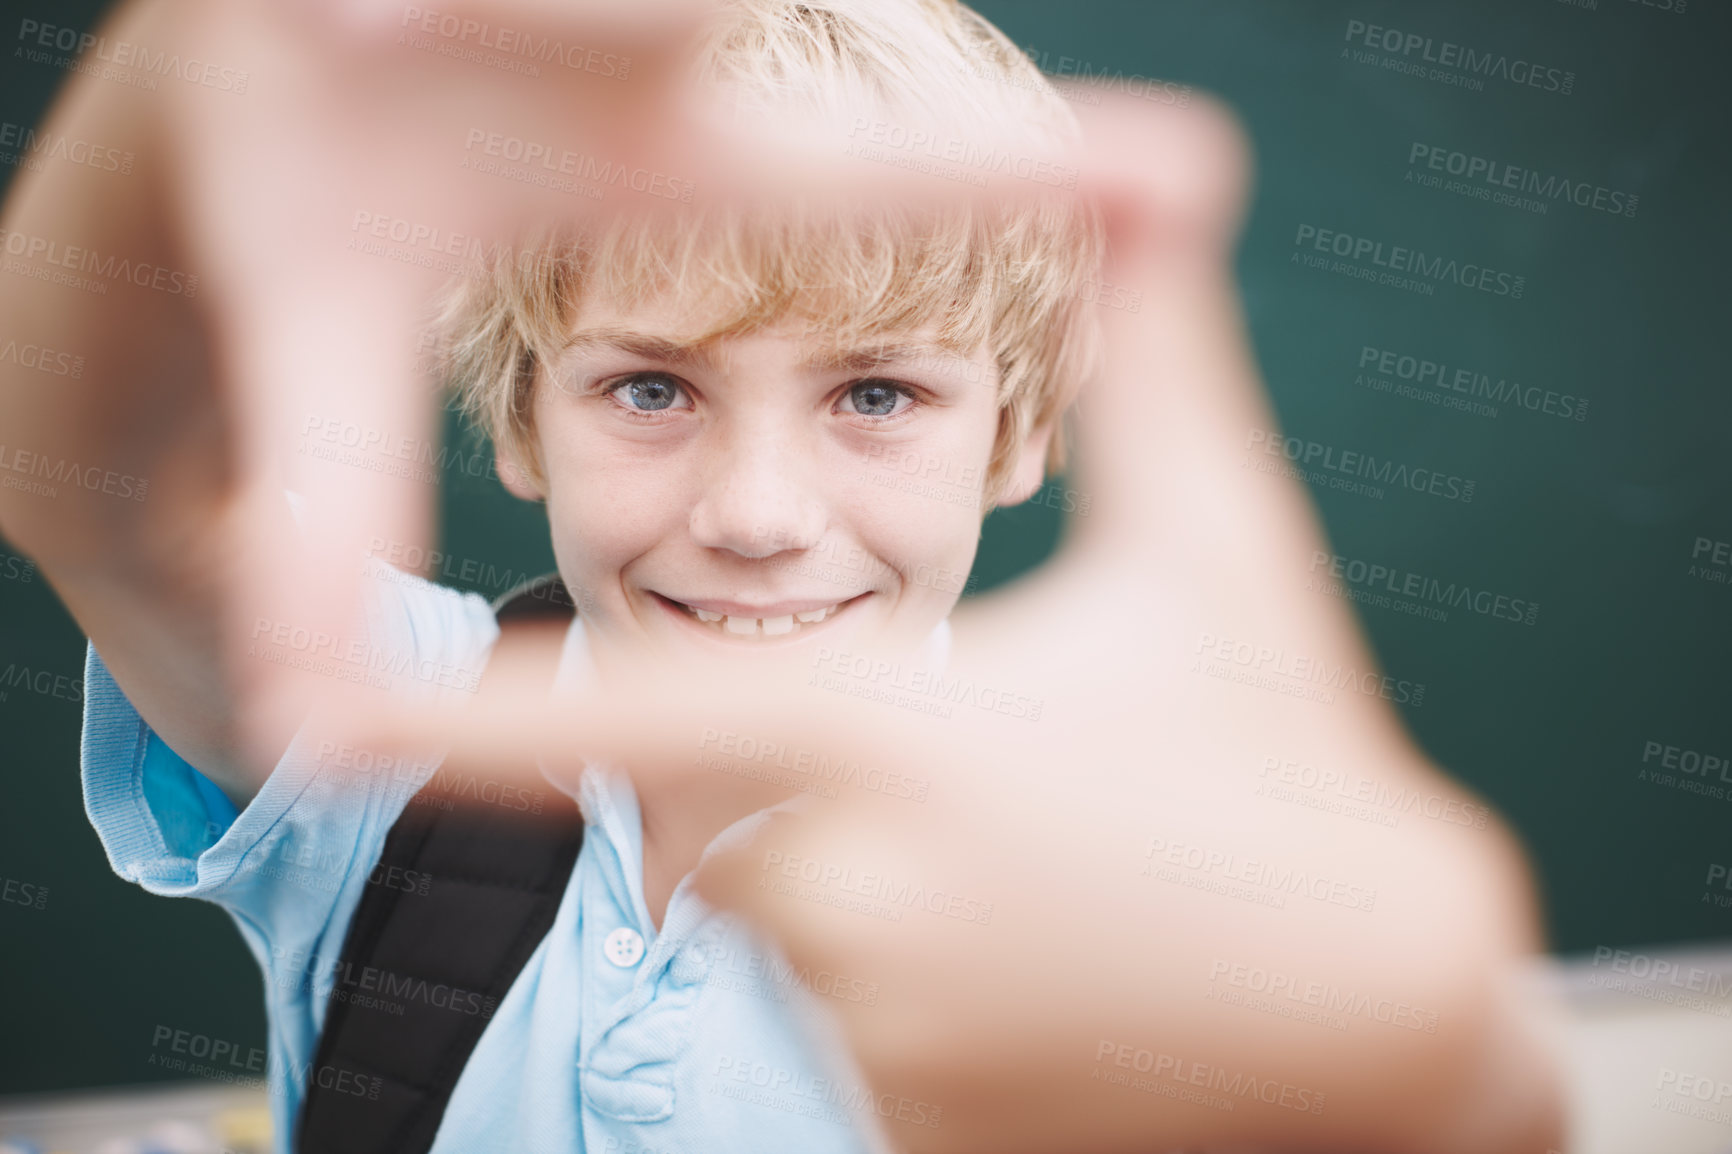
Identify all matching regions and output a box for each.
[687,440,827,559]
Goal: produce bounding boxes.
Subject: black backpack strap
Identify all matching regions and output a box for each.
[295,575,583,1154]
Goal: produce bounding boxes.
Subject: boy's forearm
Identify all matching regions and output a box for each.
[0,0,282,801]
[0,0,210,576]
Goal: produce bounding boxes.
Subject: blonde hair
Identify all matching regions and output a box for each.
[440,0,1102,507]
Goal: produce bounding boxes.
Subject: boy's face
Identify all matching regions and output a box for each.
[503,293,1047,663]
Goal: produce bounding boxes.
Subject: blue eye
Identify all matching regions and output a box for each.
[846,380,910,418]
[610,374,687,412]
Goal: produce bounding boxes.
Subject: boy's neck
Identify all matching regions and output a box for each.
[636,776,755,932]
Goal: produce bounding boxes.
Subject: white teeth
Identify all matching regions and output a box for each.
[678,599,849,637]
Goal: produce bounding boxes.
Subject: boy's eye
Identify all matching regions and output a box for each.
[607,373,691,413]
[843,379,913,419]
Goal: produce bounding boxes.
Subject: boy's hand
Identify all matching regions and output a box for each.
[0,0,717,795]
[353,95,1563,1154]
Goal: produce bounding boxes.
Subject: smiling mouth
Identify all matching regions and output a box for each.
[652,592,868,639]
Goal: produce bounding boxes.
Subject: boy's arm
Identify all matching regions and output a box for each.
[0,0,288,804]
[0,0,712,805]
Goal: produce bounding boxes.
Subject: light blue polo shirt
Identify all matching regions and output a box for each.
[79,559,942,1154]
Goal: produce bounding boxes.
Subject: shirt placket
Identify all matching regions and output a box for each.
[575,769,701,1127]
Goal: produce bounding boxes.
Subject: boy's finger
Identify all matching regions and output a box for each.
[1060,97,1358,627]
[332,631,956,816]
[220,267,438,771]
[1059,94,1269,568]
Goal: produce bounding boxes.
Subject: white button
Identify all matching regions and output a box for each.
[603,927,645,968]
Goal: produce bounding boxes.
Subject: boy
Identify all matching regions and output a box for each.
[33,1,1100,1151]
[1,0,1566,1150]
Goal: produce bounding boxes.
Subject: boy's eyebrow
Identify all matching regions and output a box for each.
[803,341,965,373]
[560,329,967,374]
[561,328,714,366]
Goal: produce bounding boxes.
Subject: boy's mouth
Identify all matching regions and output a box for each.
[650,592,868,640]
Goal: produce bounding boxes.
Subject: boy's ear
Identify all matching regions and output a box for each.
[993,420,1057,508]
[496,445,545,502]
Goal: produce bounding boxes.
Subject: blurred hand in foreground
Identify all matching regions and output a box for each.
[0,0,719,789]
[349,94,1567,1154]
